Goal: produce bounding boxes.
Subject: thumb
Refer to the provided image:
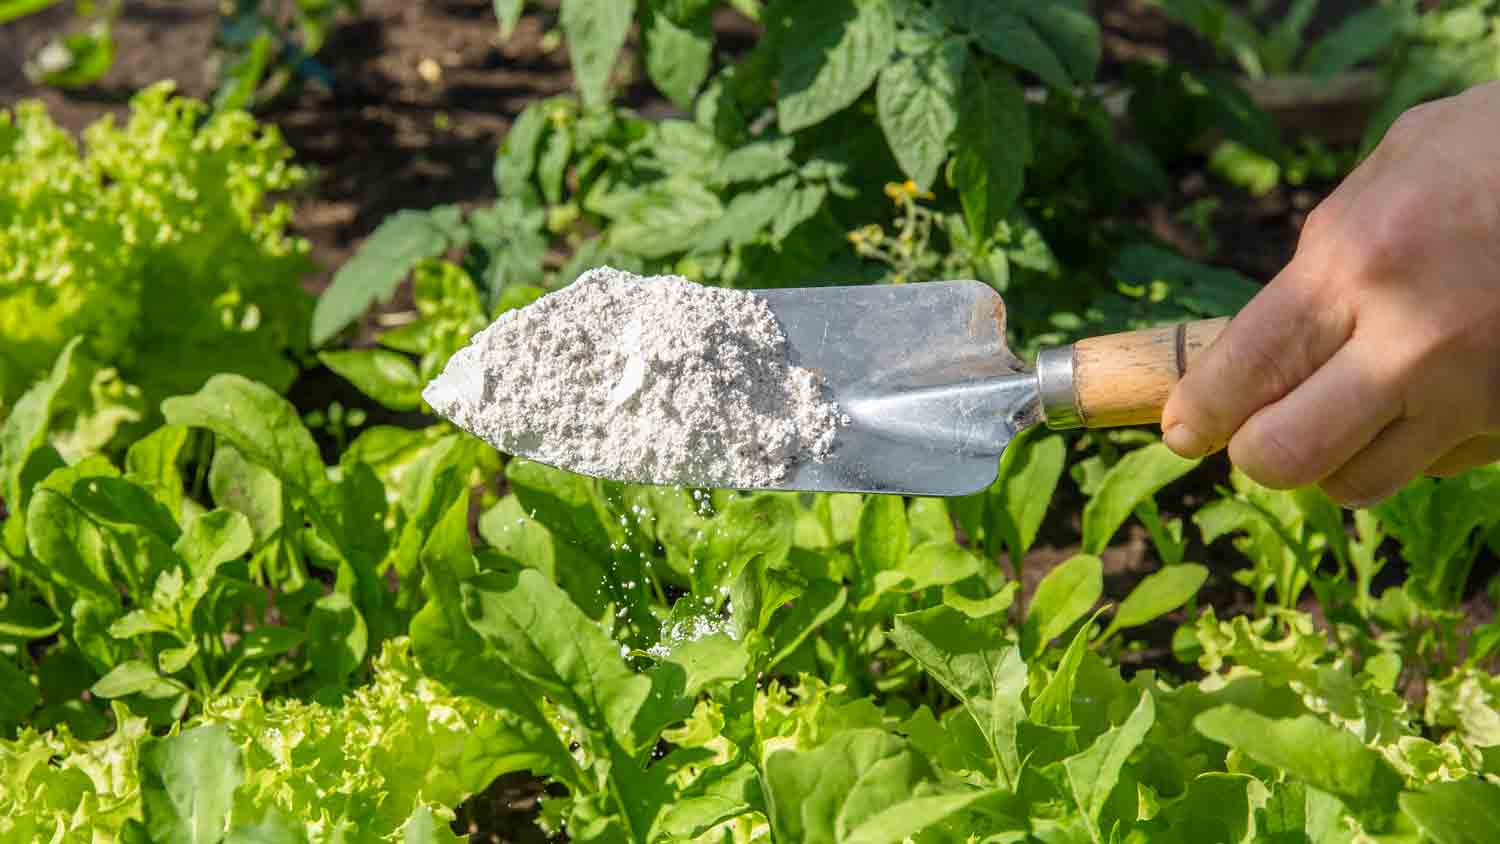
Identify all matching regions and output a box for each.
[1161,267,1353,460]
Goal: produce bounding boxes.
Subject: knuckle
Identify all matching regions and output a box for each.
[1354,191,1431,278]
[1386,102,1437,142]
[1298,202,1337,247]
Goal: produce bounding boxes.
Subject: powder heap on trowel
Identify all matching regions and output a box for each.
[422,267,846,488]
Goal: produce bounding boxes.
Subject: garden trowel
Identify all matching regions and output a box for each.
[755,281,1228,496]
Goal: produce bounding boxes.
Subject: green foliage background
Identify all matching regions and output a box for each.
[5,0,1500,841]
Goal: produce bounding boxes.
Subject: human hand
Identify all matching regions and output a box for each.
[1161,81,1500,507]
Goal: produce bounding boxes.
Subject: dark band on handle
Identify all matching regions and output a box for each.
[1174,323,1188,379]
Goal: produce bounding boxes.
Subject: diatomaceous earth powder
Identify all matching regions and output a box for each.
[422,267,846,488]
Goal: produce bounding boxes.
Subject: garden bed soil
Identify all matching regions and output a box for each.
[6,1,1491,841]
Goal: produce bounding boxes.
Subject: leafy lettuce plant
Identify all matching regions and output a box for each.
[0,347,495,734]
[0,83,312,448]
[1192,463,1500,679]
[0,640,502,844]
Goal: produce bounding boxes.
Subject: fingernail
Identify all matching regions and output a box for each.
[1164,423,1212,458]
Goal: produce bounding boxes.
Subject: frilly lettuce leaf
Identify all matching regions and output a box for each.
[0,640,508,844]
[0,82,310,437]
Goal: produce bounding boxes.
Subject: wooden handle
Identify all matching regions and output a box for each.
[1045,318,1229,429]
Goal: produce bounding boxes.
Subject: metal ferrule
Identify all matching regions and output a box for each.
[1035,344,1082,429]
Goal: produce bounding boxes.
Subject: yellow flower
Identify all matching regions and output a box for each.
[847,224,884,246]
[884,179,934,203]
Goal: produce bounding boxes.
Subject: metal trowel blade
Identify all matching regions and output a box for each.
[757,280,1039,496]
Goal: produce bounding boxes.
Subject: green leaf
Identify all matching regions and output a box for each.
[1400,779,1500,844]
[27,485,117,605]
[714,139,796,186]
[92,660,177,699]
[989,430,1065,568]
[892,605,1026,788]
[174,510,253,578]
[111,608,172,639]
[400,806,466,844]
[819,492,865,546]
[1023,554,1102,657]
[494,101,549,196]
[768,580,848,668]
[655,762,762,840]
[536,125,572,207]
[141,724,243,844]
[460,568,676,753]
[494,0,525,39]
[762,729,913,843]
[1209,140,1281,197]
[1105,564,1208,637]
[0,591,61,639]
[864,541,982,609]
[1152,772,1257,843]
[777,0,897,133]
[162,375,324,494]
[306,591,368,689]
[1112,245,1259,318]
[158,644,200,676]
[644,1,714,109]
[505,459,614,553]
[119,429,187,524]
[1,336,82,537]
[66,474,182,545]
[953,64,1029,239]
[855,494,909,582]
[876,37,964,190]
[907,497,954,544]
[942,578,1017,619]
[0,656,40,722]
[691,494,796,593]
[1031,614,1098,729]
[561,0,635,107]
[233,627,304,661]
[1303,6,1403,78]
[1193,706,1403,813]
[844,789,1000,844]
[695,178,794,251]
[224,809,306,844]
[771,184,829,244]
[659,632,751,695]
[0,0,60,25]
[208,446,283,547]
[888,540,982,589]
[311,210,457,346]
[409,603,590,795]
[318,349,424,412]
[1064,691,1155,835]
[1081,443,1197,555]
[600,177,724,258]
[937,0,1098,88]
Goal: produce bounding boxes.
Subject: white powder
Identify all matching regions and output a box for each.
[422,267,845,488]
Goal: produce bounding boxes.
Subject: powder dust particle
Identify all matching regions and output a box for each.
[422,267,846,488]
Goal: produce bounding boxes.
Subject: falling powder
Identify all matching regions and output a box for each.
[422,267,846,488]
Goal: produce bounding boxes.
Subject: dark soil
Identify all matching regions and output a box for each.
[7,1,1487,841]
